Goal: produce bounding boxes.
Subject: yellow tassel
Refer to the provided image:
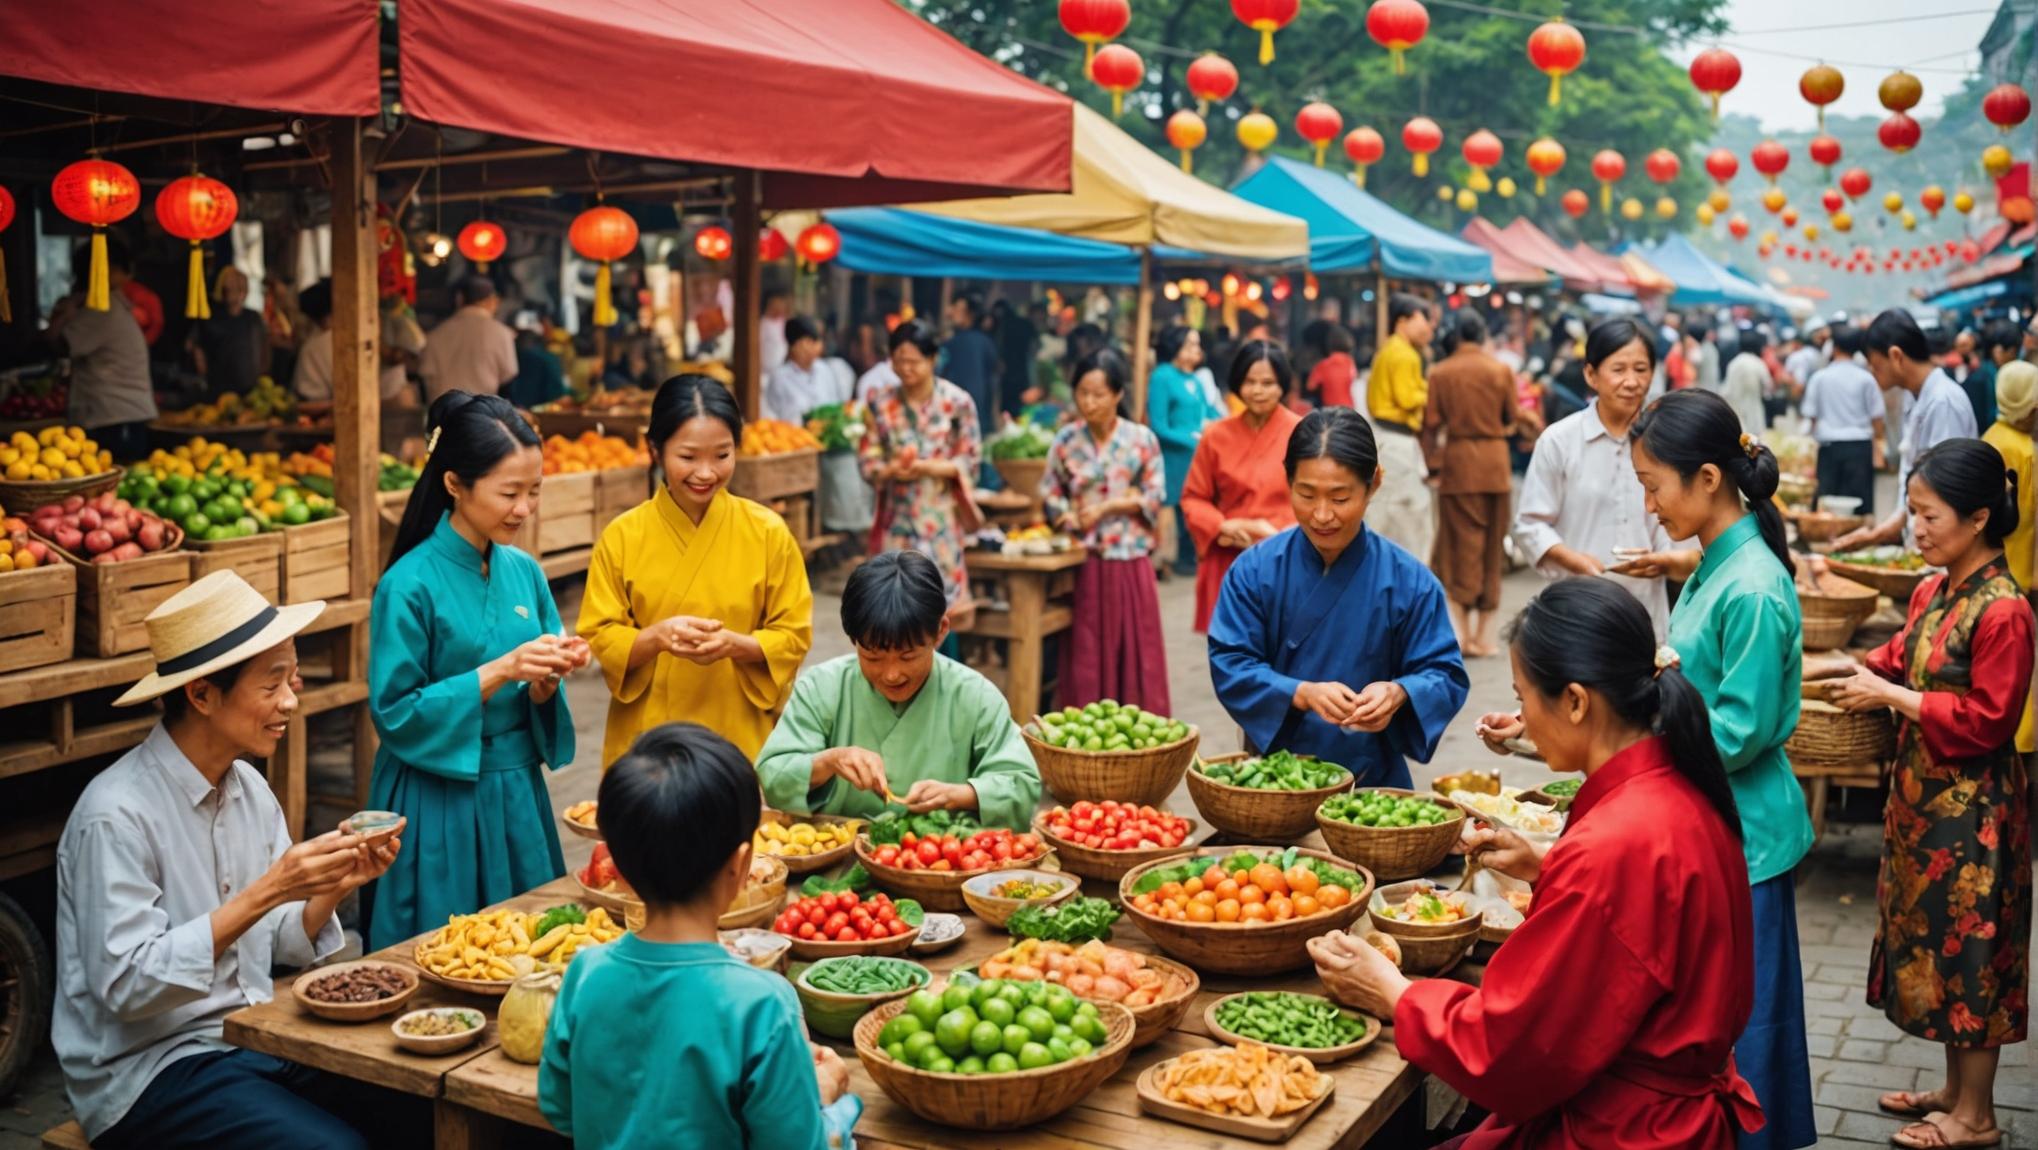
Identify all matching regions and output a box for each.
[1354,166,1367,190]
[1535,175,1547,195]
[1548,73,1562,108]
[1601,183,1613,214]
[593,262,617,328]
[1258,26,1275,66]
[1084,41,1096,74]
[87,231,110,311]
[1111,90,1123,118]
[1392,47,1406,76]
[1180,151,1193,174]
[1314,141,1328,168]
[1414,153,1429,178]
[186,243,211,321]
[1710,92,1721,122]
[0,250,10,325]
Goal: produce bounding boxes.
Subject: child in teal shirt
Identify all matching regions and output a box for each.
[539,723,858,1149]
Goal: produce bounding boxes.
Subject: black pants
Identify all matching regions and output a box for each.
[89,420,150,464]
[1814,439,1875,517]
[96,1048,428,1150]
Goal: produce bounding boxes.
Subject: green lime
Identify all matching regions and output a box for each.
[182,512,211,536]
[970,980,998,1010]
[203,525,232,542]
[1072,1013,1108,1044]
[934,1008,977,1057]
[1066,1036,1093,1058]
[1017,1006,1054,1042]
[955,1055,985,1076]
[1044,990,1075,1023]
[1001,1024,1031,1057]
[281,502,311,526]
[1046,1037,1073,1063]
[941,983,973,1013]
[986,1052,1018,1074]
[165,493,197,520]
[969,1021,1003,1057]
[1017,1042,1054,1070]
[884,1041,905,1062]
[878,1015,923,1047]
[1075,1001,1100,1017]
[162,475,190,495]
[905,990,943,1029]
[902,1031,939,1063]
[922,1053,954,1074]
[1050,1023,1073,1043]
[978,997,1015,1028]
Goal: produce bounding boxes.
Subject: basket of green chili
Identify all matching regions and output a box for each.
[794,956,932,1038]
[1187,751,1354,841]
[1202,991,1380,1065]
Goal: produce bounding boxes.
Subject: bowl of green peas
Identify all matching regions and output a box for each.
[1314,789,1466,882]
[795,956,933,1038]
[1202,991,1380,1064]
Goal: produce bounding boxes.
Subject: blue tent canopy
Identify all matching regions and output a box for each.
[1640,235,1774,308]
[1230,157,1493,282]
[827,206,1142,284]
[1923,280,2013,311]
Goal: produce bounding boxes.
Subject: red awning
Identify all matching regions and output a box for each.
[399,0,1074,209]
[1567,243,1642,295]
[0,0,379,115]
[1498,218,1603,291]
[1459,218,1556,285]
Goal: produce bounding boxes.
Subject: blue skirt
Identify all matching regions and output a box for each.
[1736,872,1818,1150]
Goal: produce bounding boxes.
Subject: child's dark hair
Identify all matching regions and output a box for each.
[649,373,743,451]
[387,392,541,569]
[597,723,761,905]
[1507,577,1741,837]
[1913,438,2020,547]
[1631,389,1792,572]
[842,550,948,650]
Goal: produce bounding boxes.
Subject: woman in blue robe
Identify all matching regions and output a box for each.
[365,392,590,950]
[1208,407,1470,789]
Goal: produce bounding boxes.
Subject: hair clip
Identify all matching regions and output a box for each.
[1653,645,1682,677]
[1738,432,1762,460]
[425,427,442,458]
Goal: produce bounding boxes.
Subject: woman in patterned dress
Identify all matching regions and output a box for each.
[1039,347,1169,712]
[1826,438,2033,1150]
[859,320,983,629]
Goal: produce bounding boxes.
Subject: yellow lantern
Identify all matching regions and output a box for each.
[1983,144,2014,179]
[1900,209,1917,230]
[1696,202,1717,226]
[1620,197,1644,221]
[1436,185,1455,202]
[1760,229,1779,246]
[1496,176,1518,198]
[1954,190,1976,214]
[1882,191,1903,213]
[1454,187,1479,211]
[1762,187,1788,213]
[1467,169,1493,193]
[1707,189,1731,213]
[1803,223,1820,241]
[1655,196,1678,220]
[1236,111,1278,154]
[1832,210,1853,233]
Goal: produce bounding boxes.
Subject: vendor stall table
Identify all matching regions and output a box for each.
[960,546,1087,722]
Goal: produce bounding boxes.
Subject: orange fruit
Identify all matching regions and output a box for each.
[1268,896,1294,921]
[1317,884,1350,909]
[1213,879,1240,901]
[1285,866,1320,896]
[1239,884,1265,904]
[1240,902,1270,923]
[1292,894,1321,917]
[1215,898,1242,923]
[1201,866,1227,887]
[1193,890,1218,907]
[1230,868,1251,884]
[1249,863,1287,895]
[1158,881,1184,902]
[1183,877,1205,897]
[1186,901,1215,923]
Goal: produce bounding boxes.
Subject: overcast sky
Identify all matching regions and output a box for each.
[1671,0,1998,132]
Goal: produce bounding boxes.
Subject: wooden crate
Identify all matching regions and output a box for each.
[280,512,351,604]
[185,532,283,603]
[729,449,820,503]
[768,495,813,550]
[375,488,412,570]
[594,464,650,537]
[0,563,75,672]
[536,471,597,555]
[534,410,650,443]
[63,548,191,657]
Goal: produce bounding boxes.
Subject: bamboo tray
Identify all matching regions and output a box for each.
[1136,1055,1337,1142]
[853,996,1136,1130]
[1201,993,1382,1065]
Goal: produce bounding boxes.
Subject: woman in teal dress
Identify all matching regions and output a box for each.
[365,392,591,950]
[1148,326,1222,577]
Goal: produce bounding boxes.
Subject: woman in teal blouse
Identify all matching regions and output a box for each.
[365,393,591,950]
[1148,326,1222,576]
[1616,388,1816,1150]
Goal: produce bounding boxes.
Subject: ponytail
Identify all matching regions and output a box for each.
[1633,389,1793,573]
[1506,577,1742,839]
[386,391,541,570]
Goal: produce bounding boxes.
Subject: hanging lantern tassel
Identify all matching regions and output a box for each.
[88,231,111,312]
[1600,184,1612,215]
[185,241,210,321]
[1414,153,1429,178]
[1257,25,1276,65]
[0,249,10,325]
[592,262,617,328]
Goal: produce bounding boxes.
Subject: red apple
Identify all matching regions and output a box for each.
[136,522,164,551]
[60,496,84,513]
[111,542,143,561]
[53,525,83,552]
[76,508,101,532]
[83,529,113,554]
[103,517,131,544]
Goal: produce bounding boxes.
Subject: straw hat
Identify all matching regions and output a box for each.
[1997,361,2038,427]
[114,571,325,706]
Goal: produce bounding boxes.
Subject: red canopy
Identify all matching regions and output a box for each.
[1498,218,1603,291]
[1566,244,1642,295]
[1459,218,1557,285]
[0,0,379,115]
[400,0,1074,208]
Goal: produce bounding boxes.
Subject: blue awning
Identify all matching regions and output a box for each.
[827,206,1142,284]
[1923,280,2013,310]
[1230,157,1493,282]
[1641,235,1775,308]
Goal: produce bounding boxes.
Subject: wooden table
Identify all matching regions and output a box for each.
[959,546,1087,723]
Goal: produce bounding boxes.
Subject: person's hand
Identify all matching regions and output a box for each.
[811,1043,849,1107]
[1056,512,1083,535]
[1245,519,1281,541]
[1549,546,1603,576]
[556,634,593,671]
[1459,821,1543,882]
[1307,931,1411,1018]
[1293,681,1362,727]
[1832,526,1874,552]
[331,819,405,893]
[495,636,579,686]
[816,747,891,799]
[260,830,376,904]
[902,780,976,814]
[1872,444,1887,472]
[1343,681,1407,732]
[1606,549,1699,581]
[1825,665,1896,713]
[1474,712,1525,756]
[1076,503,1110,532]
[677,628,740,666]
[653,616,724,659]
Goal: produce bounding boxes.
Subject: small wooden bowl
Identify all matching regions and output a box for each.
[783,923,922,963]
[719,928,794,973]
[1186,754,1353,842]
[1314,790,1466,883]
[718,855,789,931]
[1030,809,1199,882]
[794,957,931,1039]
[1202,993,1382,1065]
[959,869,1079,929]
[854,996,1137,1130]
[753,810,863,876]
[1117,846,1373,976]
[559,805,602,841]
[854,835,1052,913]
[960,950,1201,1050]
[1368,881,1484,975]
[409,942,518,997]
[909,913,967,955]
[390,1006,489,1055]
[574,875,637,917]
[1826,557,1932,602]
[291,960,419,1022]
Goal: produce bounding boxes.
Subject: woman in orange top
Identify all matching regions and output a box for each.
[1180,340,1303,633]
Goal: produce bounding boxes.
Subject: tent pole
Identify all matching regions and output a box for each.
[731,170,764,419]
[1374,271,1389,350]
[1132,247,1155,421]
[331,115,380,598]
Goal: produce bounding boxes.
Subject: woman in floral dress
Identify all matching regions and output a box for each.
[859,320,983,627]
[1827,438,2033,1150]
[1040,348,1169,712]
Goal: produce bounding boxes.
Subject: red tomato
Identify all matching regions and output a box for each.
[916,839,941,865]
[875,846,899,866]
[900,832,918,848]
[835,927,859,942]
[838,891,860,910]
[818,892,839,914]
[798,922,818,939]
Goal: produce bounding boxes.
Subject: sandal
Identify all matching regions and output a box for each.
[1890,1114,2002,1149]
[1880,1091,1951,1118]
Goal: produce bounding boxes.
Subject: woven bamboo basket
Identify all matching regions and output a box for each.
[753,810,862,876]
[958,869,1079,929]
[1022,722,1201,807]
[1826,558,1932,602]
[1797,571,1879,651]
[1789,509,1868,544]
[1314,791,1467,883]
[992,457,1048,499]
[1368,880,1485,975]
[1029,810,1198,882]
[1785,700,1895,765]
[0,466,123,512]
[1117,846,1373,975]
[853,997,1137,1130]
[1185,753,1354,841]
[959,951,1201,1050]
[854,835,1053,913]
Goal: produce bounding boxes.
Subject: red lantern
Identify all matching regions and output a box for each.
[0,186,13,323]
[1920,186,1945,218]
[1185,53,1239,113]
[1727,214,1750,240]
[759,229,790,263]
[154,174,239,321]
[1820,188,1845,214]
[1800,64,1845,130]
[1704,147,1738,185]
[570,205,638,328]
[1366,0,1429,76]
[1838,168,1872,201]
[795,223,841,265]
[1879,71,1922,113]
[1058,0,1130,72]
[1296,102,1344,167]
[1781,206,1800,227]
[1462,129,1503,175]
[1561,189,1590,219]
[456,219,506,273]
[1233,0,1300,65]
[1984,83,2032,133]
[1527,19,1586,107]
[52,159,141,312]
[1526,138,1567,195]
[1644,148,1680,185]
[1089,43,1142,118]
[1166,110,1208,173]
[1689,48,1741,121]
[1807,134,1842,177]
[1750,139,1789,185]
[1344,127,1385,188]
[693,226,733,261]
[1878,113,1921,154]
[1590,149,1626,214]
[1402,116,1442,178]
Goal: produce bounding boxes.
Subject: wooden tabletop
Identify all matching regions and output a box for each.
[964,546,1089,574]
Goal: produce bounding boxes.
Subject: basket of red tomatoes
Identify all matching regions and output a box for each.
[771,890,922,961]
[855,812,1050,912]
[1032,802,1198,882]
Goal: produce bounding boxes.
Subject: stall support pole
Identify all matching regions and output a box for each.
[1131,247,1155,421]
[330,115,381,830]
[1374,271,1390,346]
[731,171,764,419]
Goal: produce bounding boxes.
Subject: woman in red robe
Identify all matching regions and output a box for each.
[1311,576,1764,1149]
[1179,340,1302,633]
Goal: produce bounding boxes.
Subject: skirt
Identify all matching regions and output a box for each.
[1059,554,1170,714]
[1433,491,1508,611]
[1364,421,1435,563]
[1735,872,1818,1150]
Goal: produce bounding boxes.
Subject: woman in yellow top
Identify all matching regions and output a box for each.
[1363,294,1436,562]
[579,375,814,763]
[1982,359,2038,751]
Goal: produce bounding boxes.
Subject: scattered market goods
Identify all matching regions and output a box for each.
[773,890,920,942]
[980,939,1192,1009]
[1006,897,1122,943]
[801,864,873,898]
[755,816,857,859]
[1147,1041,1333,1119]
[739,419,822,455]
[992,878,1064,900]
[561,800,599,838]
[156,377,294,426]
[1041,801,1191,851]
[0,511,49,570]
[719,928,793,971]
[1196,750,1347,791]
[376,455,420,492]
[577,842,631,897]
[1829,546,1927,570]
[534,386,656,418]
[865,824,1046,874]
[1539,777,1581,797]
[1378,886,1474,924]
[2,426,114,481]
[413,905,623,987]
[875,975,1111,1075]
[1319,791,1456,827]
[122,440,337,539]
[303,964,412,1003]
[1127,849,1359,927]
[290,959,419,1022]
[910,913,967,955]
[0,373,65,421]
[497,969,561,1063]
[1210,992,1371,1053]
[805,402,865,452]
[1446,788,1566,835]
[29,493,178,562]
[1028,700,1188,752]
[397,1008,481,1037]
[868,809,978,844]
[988,419,1053,461]
[541,431,647,474]
[1431,769,1502,796]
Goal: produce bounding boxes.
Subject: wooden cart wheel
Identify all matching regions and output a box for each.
[0,893,51,1099]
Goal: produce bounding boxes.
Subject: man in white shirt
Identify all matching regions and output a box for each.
[50,272,156,462]
[291,281,418,404]
[416,276,516,403]
[1799,324,1886,514]
[52,572,404,1148]
[1784,321,1827,396]
[1720,327,1772,434]
[759,289,791,372]
[762,316,850,423]
[1837,309,1979,551]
